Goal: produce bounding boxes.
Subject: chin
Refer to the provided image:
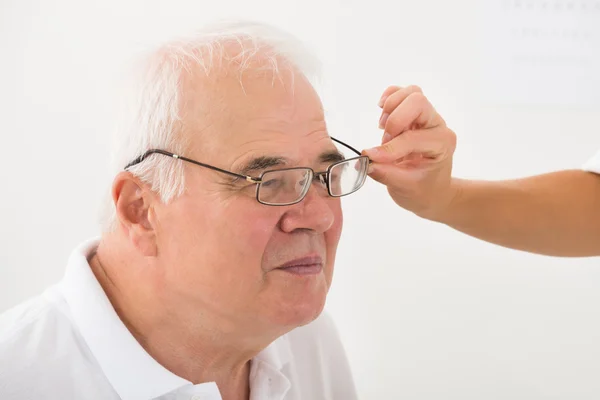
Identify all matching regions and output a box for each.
[271,287,328,330]
[260,266,332,330]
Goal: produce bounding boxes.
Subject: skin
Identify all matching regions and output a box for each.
[89,62,344,399]
[363,85,600,257]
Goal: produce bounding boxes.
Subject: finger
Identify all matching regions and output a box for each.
[378,86,424,129]
[381,85,423,115]
[363,126,454,163]
[382,131,394,144]
[378,85,402,108]
[383,92,442,136]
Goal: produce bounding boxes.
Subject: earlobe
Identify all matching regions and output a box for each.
[112,172,158,256]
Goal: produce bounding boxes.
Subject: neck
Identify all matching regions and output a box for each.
[89,240,262,400]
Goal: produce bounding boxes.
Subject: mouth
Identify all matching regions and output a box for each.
[276,255,324,275]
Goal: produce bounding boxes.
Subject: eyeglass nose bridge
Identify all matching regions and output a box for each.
[299,169,323,199]
[289,169,330,205]
[315,171,328,187]
[295,170,332,203]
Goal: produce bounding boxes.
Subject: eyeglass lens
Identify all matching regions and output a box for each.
[257,157,369,205]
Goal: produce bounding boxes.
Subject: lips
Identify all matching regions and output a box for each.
[277,256,323,275]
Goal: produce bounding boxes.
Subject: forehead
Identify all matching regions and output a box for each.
[180,66,335,167]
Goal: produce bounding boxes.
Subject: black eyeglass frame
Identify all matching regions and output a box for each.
[124,137,370,206]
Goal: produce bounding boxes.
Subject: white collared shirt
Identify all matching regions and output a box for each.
[0,239,357,400]
[583,149,600,174]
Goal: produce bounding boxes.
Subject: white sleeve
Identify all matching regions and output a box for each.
[582,149,600,174]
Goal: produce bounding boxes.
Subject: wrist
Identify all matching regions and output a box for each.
[417,178,465,224]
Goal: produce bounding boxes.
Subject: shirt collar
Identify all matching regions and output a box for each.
[60,238,191,400]
[250,335,292,399]
[59,238,293,400]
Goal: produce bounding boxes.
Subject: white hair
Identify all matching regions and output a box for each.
[100,20,322,232]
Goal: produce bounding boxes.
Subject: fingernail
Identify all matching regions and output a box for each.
[382,132,392,143]
[378,113,389,129]
[378,95,388,108]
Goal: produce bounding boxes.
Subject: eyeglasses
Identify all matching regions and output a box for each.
[124,137,370,206]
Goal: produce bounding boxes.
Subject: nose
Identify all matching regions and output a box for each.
[279,184,337,234]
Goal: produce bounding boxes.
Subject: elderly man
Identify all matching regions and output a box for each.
[0,21,368,400]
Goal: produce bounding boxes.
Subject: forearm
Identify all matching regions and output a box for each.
[432,170,600,257]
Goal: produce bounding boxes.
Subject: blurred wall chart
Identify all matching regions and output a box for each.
[479,0,600,108]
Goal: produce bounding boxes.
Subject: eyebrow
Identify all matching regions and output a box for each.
[239,156,288,176]
[319,150,345,165]
[239,150,346,176]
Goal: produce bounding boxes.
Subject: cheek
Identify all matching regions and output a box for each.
[200,201,282,274]
[324,202,343,279]
[232,213,280,257]
[167,195,277,246]
[327,201,344,245]
[157,199,282,303]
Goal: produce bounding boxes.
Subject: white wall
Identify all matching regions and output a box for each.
[1,0,599,398]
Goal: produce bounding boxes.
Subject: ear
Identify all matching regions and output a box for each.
[112,171,158,256]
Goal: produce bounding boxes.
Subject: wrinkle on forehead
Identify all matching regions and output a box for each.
[179,63,326,164]
[164,41,326,169]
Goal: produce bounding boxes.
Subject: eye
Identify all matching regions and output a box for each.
[261,178,283,189]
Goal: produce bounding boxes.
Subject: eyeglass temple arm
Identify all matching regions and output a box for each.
[124,139,369,179]
[124,150,261,183]
[330,137,372,163]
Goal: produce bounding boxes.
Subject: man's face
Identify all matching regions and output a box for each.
[153,70,343,335]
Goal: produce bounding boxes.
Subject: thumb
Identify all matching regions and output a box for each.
[368,162,424,187]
